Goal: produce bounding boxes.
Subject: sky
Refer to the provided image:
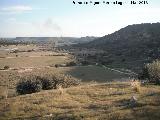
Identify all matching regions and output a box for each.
[0,0,160,37]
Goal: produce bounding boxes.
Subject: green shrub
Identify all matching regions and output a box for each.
[138,66,150,80]
[66,61,77,66]
[139,60,160,84]
[55,64,59,68]
[4,65,9,70]
[81,61,90,66]
[41,74,81,89]
[16,75,42,95]
[16,74,81,95]
[39,75,55,90]
[53,74,81,88]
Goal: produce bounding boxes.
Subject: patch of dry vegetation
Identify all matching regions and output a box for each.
[130,80,141,93]
[0,82,160,120]
[0,55,70,68]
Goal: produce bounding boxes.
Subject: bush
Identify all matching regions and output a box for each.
[81,61,90,66]
[54,74,81,88]
[16,74,81,95]
[41,74,81,89]
[138,60,160,84]
[16,75,42,95]
[55,64,59,68]
[138,66,150,80]
[66,61,76,66]
[39,75,55,90]
[4,65,9,70]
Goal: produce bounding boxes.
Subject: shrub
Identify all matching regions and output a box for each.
[138,66,150,80]
[4,65,9,70]
[16,75,42,95]
[121,58,126,62]
[43,74,81,89]
[138,60,160,84]
[27,49,33,52]
[16,74,81,95]
[39,75,55,90]
[55,74,81,88]
[81,61,90,66]
[55,64,59,68]
[66,61,76,66]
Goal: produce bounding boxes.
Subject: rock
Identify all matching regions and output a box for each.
[130,96,137,107]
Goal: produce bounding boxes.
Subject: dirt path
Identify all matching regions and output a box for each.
[102,65,138,76]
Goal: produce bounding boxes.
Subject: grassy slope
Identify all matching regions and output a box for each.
[0,82,160,120]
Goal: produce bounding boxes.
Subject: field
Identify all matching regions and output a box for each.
[0,45,70,68]
[64,66,129,82]
[0,55,69,68]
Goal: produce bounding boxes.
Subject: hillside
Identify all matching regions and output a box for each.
[1,82,160,120]
[74,23,160,72]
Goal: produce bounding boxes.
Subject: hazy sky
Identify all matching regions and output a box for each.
[0,0,160,37]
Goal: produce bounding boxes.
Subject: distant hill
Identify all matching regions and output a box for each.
[75,23,160,72]
[14,36,97,46]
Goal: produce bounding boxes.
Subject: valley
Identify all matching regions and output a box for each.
[0,23,160,119]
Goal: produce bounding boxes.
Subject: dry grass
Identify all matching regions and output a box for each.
[65,66,129,82]
[0,82,160,120]
[130,80,141,93]
[0,55,70,68]
[0,45,71,68]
